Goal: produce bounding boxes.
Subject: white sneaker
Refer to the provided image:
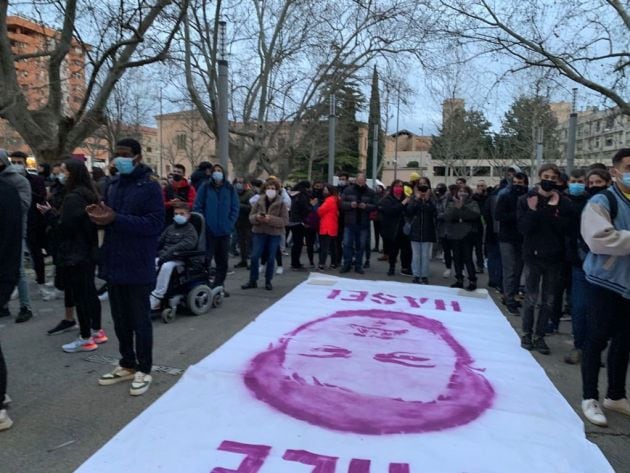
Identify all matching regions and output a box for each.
[276,266,284,275]
[0,409,13,431]
[99,366,136,386]
[582,399,608,427]
[130,372,152,396]
[149,294,161,311]
[98,292,109,302]
[42,288,61,301]
[442,268,451,278]
[62,337,98,353]
[3,394,11,406]
[10,288,17,300]
[603,398,630,417]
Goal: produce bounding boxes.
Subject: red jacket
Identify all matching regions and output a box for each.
[317,195,339,236]
[164,178,196,209]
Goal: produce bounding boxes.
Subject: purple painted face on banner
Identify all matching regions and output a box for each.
[244,310,494,435]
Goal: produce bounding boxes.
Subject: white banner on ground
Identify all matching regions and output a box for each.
[78,275,612,473]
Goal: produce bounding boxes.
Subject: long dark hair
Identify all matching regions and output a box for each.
[63,157,99,203]
[323,183,338,197]
[388,179,403,196]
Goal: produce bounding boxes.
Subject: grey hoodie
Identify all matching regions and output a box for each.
[0,149,31,236]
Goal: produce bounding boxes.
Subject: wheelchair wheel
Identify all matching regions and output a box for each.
[162,308,176,324]
[212,292,223,308]
[187,285,212,315]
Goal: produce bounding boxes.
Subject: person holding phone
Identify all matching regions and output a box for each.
[242,179,289,291]
[38,158,106,353]
[406,179,437,284]
[445,185,480,291]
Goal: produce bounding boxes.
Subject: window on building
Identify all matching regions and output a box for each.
[594,138,600,148]
[595,120,601,132]
[605,137,614,147]
[176,133,187,150]
[472,166,490,176]
[433,166,446,176]
[453,166,468,177]
[146,146,152,152]
[605,116,615,129]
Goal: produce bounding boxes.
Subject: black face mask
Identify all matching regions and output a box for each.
[587,186,607,196]
[417,185,429,193]
[434,188,445,196]
[172,174,183,182]
[540,180,556,192]
[512,185,528,195]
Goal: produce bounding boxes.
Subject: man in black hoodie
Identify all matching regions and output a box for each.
[517,164,571,355]
[495,172,529,315]
[0,178,24,430]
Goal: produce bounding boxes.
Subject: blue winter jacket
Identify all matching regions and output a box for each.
[100,164,165,285]
[193,179,239,237]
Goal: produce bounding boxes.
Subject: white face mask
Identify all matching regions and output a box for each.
[265,189,277,200]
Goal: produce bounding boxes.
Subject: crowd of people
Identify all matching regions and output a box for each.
[0,139,628,433]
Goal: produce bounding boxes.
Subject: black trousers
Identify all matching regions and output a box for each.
[439,236,452,269]
[26,229,46,284]
[319,234,337,266]
[109,283,153,374]
[236,224,251,264]
[582,283,630,400]
[522,259,563,337]
[385,232,411,270]
[305,228,317,265]
[450,234,477,282]
[373,220,381,250]
[472,227,484,269]
[206,235,230,287]
[61,264,101,339]
[0,282,15,408]
[290,224,306,268]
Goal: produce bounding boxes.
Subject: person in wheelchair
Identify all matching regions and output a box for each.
[150,203,198,311]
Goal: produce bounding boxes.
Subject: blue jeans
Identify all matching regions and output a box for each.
[249,233,281,283]
[411,241,433,278]
[571,267,591,350]
[342,225,369,269]
[486,242,503,289]
[15,240,31,309]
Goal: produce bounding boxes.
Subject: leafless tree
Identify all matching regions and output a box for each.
[0,0,187,162]
[433,0,630,115]
[179,0,430,179]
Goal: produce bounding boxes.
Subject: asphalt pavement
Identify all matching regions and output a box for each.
[0,252,628,472]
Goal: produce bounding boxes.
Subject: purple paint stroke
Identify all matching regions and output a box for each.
[210,441,271,473]
[244,309,495,435]
[283,449,338,473]
[348,459,410,473]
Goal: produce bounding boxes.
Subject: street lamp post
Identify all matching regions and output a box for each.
[566,88,578,173]
[328,93,336,185]
[393,89,400,180]
[217,21,229,170]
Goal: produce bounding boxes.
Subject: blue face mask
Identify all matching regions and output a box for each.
[114,157,135,174]
[568,182,585,196]
[173,215,188,225]
[212,171,224,182]
[622,172,630,188]
[57,173,66,184]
